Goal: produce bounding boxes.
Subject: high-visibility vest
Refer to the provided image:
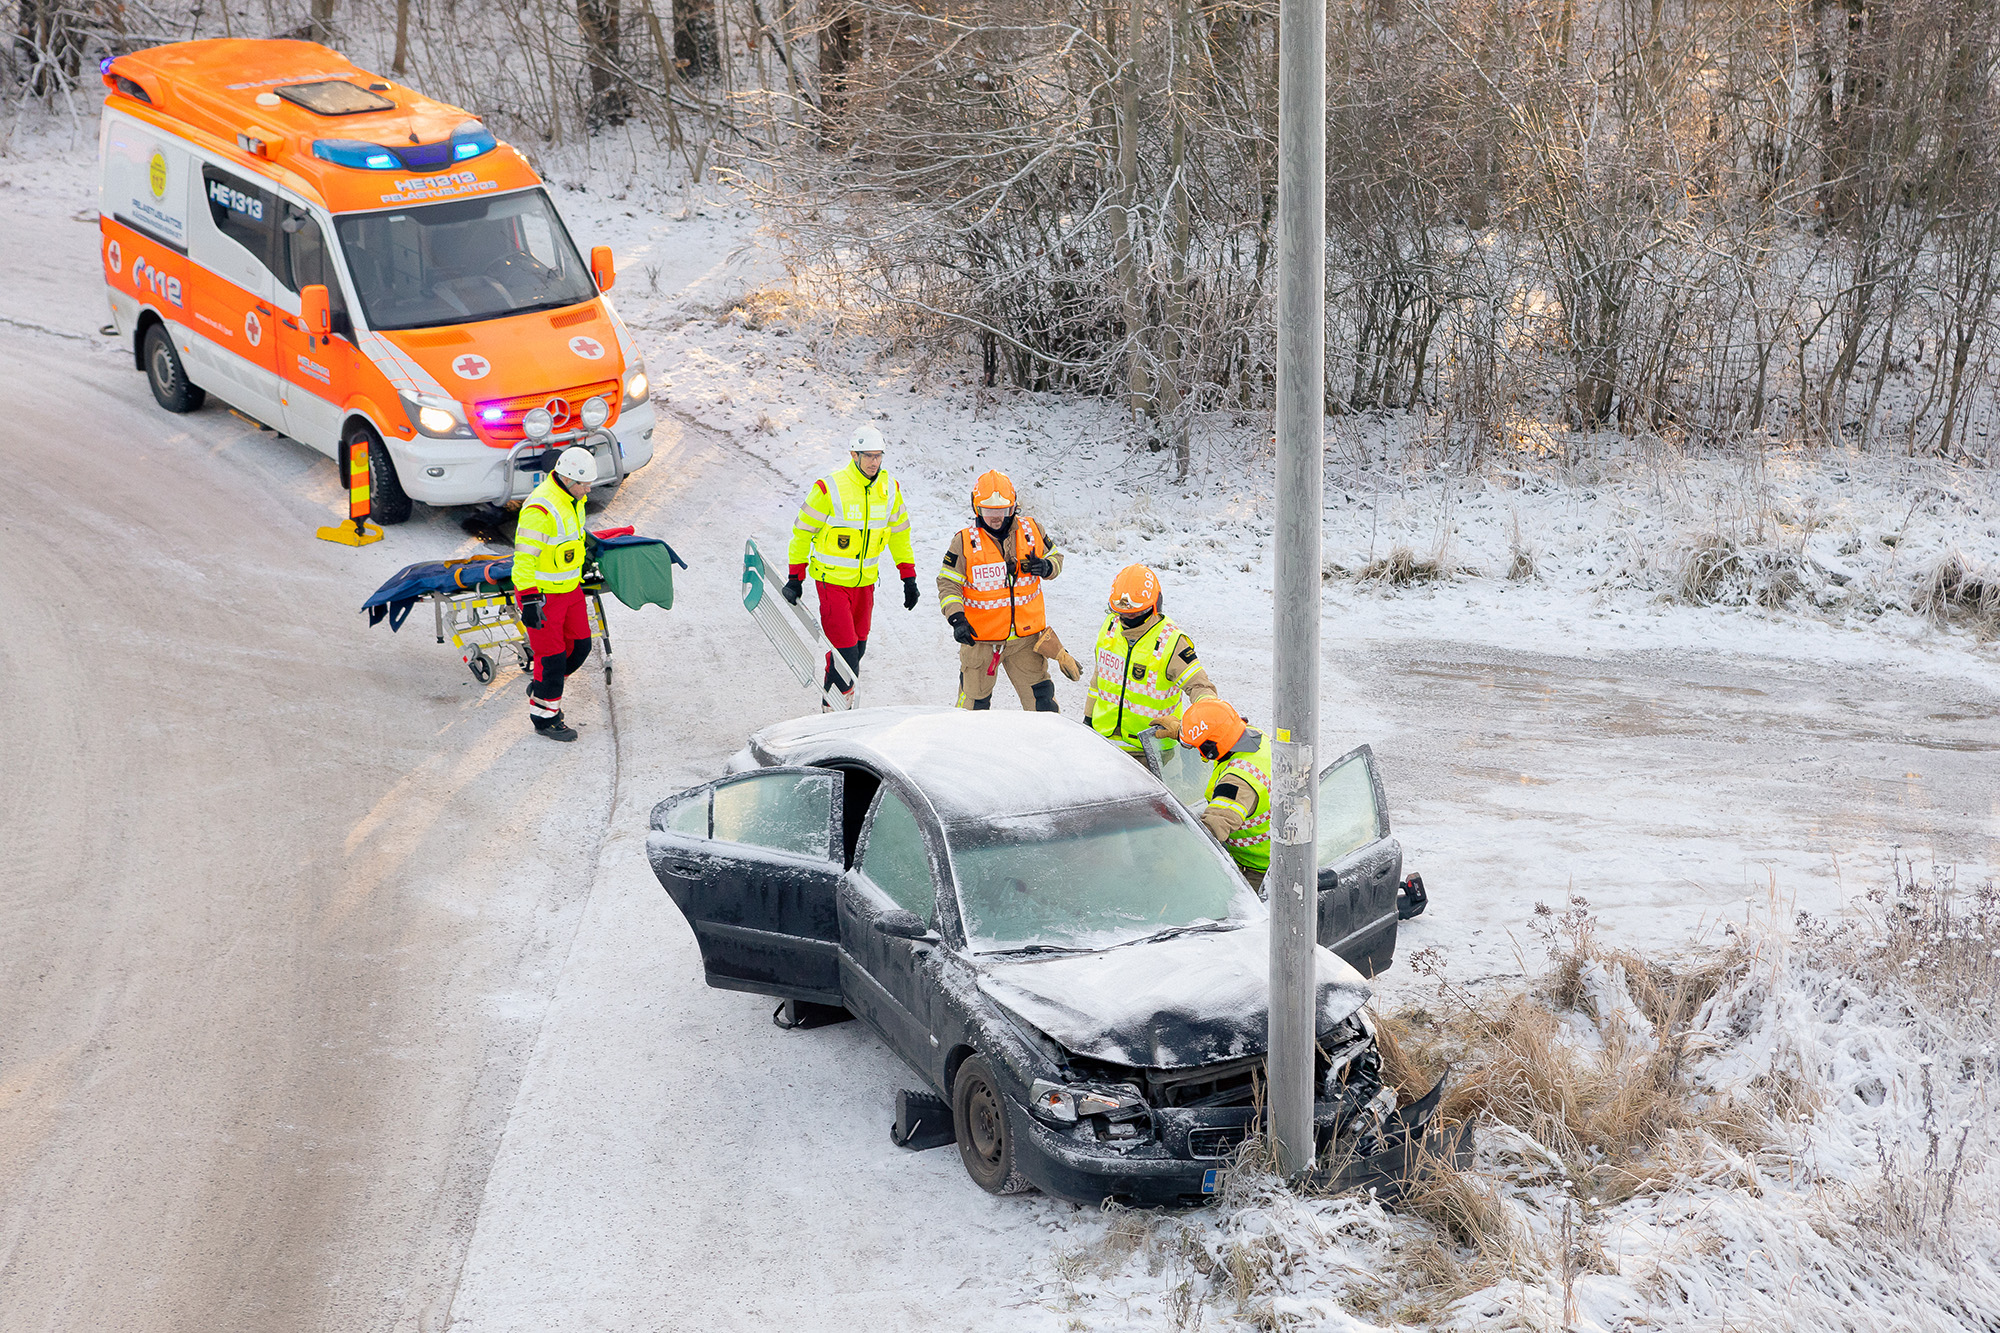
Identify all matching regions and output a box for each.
[512,473,588,595]
[1206,730,1274,874]
[786,460,915,588]
[956,518,1048,641]
[1087,613,1195,752]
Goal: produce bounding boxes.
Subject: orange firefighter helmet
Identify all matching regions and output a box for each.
[1106,563,1162,616]
[970,469,1017,518]
[1179,698,1248,761]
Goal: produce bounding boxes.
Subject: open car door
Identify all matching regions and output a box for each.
[1315,744,1404,977]
[647,767,844,1004]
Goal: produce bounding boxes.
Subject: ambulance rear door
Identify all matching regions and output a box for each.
[99,113,194,340]
[186,159,287,427]
[272,198,360,457]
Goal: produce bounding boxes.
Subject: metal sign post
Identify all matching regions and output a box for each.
[1268,0,1327,1179]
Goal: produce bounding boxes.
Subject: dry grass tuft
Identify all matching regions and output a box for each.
[1918,552,2000,636]
[1358,544,1446,586]
[1676,532,1815,608]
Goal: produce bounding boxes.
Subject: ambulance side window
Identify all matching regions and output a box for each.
[280,205,353,339]
[201,166,281,280]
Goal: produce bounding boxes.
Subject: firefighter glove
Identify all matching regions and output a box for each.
[1022,554,1055,578]
[781,576,804,605]
[902,577,920,610]
[948,612,976,646]
[518,594,547,630]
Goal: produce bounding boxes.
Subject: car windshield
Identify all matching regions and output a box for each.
[332,188,596,331]
[946,797,1256,954]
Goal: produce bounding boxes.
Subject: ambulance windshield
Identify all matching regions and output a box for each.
[333,188,597,331]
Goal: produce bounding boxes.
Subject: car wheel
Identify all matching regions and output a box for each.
[345,422,412,525]
[952,1055,1032,1195]
[143,323,205,413]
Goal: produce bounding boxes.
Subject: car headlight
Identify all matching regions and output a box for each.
[580,394,610,429]
[622,364,649,409]
[1028,1079,1146,1125]
[399,391,473,439]
[522,406,554,441]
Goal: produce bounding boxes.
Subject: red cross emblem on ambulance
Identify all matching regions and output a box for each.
[453,353,492,380]
[568,335,605,360]
[244,310,262,346]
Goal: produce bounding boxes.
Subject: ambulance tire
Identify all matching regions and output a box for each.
[348,422,412,526]
[143,323,205,414]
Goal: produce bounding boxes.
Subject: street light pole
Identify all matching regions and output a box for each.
[1268,0,1326,1179]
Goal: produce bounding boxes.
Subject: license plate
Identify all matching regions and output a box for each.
[1201,1168,1220,1195]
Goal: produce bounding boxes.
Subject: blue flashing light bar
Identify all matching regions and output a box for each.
[312,139,400,170]
[451,123,498,161]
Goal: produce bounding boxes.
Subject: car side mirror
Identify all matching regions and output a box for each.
[591,245,615,292]
[874,909,934,941]
[300,284,331,338]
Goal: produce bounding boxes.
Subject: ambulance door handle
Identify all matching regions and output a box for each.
[256,303,273,316]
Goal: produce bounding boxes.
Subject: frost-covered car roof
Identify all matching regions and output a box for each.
[748,707,1165,822]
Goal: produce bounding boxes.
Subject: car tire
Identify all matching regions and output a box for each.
[952,1055,1032,1196]
[143,323,205,413]
[346,422,413,526]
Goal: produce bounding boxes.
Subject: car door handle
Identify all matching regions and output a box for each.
[256,304,274,315]
[660,857,704,876]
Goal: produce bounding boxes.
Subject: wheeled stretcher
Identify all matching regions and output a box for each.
[362,534,681,683]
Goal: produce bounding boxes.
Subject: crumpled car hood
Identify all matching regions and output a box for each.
[975,922,1371,1069]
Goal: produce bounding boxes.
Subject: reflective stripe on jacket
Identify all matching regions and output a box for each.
[785,459,916,588]
[1206,730,1274,874]
[1086,612,1196,752]
[950,518,1048,640]
[512,473,588,595]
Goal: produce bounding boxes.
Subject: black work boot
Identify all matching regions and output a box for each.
[533,712,578,742]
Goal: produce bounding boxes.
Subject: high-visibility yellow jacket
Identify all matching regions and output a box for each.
[786,459,916,588]
[512,473,588,595]
[1086,612,1210,753]
[1204,729,1274,874]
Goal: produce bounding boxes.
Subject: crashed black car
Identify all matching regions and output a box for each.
[647,707,1439,1206]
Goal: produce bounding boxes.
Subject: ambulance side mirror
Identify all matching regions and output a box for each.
[590,245,615,292]
[300,284,331,339]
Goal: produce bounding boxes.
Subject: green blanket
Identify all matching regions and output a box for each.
[596,541,676,611]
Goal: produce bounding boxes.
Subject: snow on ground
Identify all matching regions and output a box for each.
[4,99,1998,1333]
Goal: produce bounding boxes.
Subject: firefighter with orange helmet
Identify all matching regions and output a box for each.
[1085,564,1219,756]
[937,469,1064,710]
[1180,698,1273,889]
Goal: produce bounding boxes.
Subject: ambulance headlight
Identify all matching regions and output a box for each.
[580,395,610,429]
[522,407,554,441]
[621,365,649,409]
[399,390,473,439]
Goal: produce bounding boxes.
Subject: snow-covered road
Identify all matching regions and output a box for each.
[2,118,1996,1333]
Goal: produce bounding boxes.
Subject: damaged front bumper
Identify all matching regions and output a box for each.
[1007,1076,1465,1208]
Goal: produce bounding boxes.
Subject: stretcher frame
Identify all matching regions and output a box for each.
[427,574,616,685]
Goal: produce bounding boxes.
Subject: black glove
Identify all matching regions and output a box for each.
[948,612,975,646]
[902,577,920,610]
[518,594,546,629]
[781,576,803,605]
[1022,554,1055,578]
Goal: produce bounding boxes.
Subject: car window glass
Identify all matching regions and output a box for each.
[520,212,559,267]
[280,205,352,333]
[1156,742,1209,811]
[711,771,832,859]
[202,165,281,278]
[1318,752,1380,867]
[860,791,934,923]
[949,798,1252,953]
[664,792,708,837]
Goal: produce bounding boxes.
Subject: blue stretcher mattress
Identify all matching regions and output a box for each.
[362,535,680,632]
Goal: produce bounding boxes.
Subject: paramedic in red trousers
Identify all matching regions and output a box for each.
[938,469,1063,711]
[513,446,599,741]
[782,425,919,710]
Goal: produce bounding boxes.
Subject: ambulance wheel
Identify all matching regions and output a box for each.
[143,324,205,413]
[468,650,495,684]
[346,422,412,525]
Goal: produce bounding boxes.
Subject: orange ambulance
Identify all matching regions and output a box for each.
[96,39,655,523]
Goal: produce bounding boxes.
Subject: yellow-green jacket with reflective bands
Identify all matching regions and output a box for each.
[1206,730,1274,873]
[786,459,916,587]
[1086,612,1198,752]
[512,473,588,595]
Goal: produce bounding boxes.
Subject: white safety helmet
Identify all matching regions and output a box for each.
[554,445,598,485]
[850,424,886,454]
